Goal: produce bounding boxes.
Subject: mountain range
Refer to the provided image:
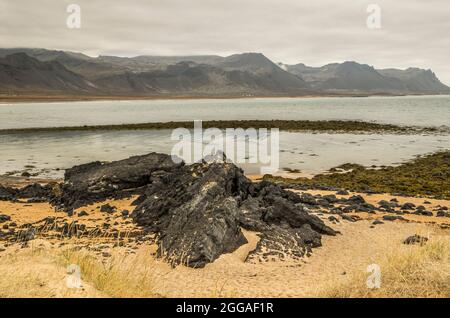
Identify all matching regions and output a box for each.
[0,48,449,97]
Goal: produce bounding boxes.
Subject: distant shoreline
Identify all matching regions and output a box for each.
[1,92,446,104]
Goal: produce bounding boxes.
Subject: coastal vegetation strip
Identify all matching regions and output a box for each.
[264,151,450,199]
[0,120,445,134]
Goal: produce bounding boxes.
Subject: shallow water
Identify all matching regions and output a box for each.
[1,130,448,178]
[1,95,450,129]
[1,96,449,178]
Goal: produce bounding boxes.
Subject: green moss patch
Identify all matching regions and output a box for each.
[264,151,450,199]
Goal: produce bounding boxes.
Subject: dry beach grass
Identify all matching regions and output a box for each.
[0,191,449,298]
[320,235,450,298]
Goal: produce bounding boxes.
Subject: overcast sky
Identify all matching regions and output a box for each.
[1,0,449,84]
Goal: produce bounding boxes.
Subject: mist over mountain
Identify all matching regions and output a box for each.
[0,48,448,97]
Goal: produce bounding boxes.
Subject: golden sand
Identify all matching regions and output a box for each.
[0,189,449,298]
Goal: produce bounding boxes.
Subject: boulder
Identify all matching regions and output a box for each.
[51,152,183,210]
[132,161,335,268]
[41,152,335,267]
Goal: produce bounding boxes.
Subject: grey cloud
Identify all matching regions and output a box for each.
[0,0,449,84]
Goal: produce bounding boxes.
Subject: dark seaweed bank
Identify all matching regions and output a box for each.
[1,120,446,135]
[264,151,450,199]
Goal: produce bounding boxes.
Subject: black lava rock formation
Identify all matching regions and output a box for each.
[51,152,183,211]
[130,158,336,267]
[31,152,335,268]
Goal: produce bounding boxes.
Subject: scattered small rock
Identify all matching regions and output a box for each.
[322,195,338,203]
[0,215,11,223]
[348,195,365,204]
[341,214,356,222]
[401,203,416,210]
[378,200,397,210]
[436,211,449,217]
[100,204,116,214]
[330,207,343,214]
[328,216,339,223]
[77,211,89,217]
[403,235,428,245]
[383,215,405,221]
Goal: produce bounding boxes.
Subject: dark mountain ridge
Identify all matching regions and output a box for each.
[0,48,448,97]
[284,61,449,94]
[0,53,95,93]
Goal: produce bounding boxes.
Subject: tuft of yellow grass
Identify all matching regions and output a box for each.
[0,241,238,298]
[319,236,450,298]
[57,247,167,298]
[1,231,449,298]
[57,247,240,298]
[0,241,167,298]
[0,242,99,298]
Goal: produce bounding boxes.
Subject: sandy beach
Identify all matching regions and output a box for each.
[1,181,449,298]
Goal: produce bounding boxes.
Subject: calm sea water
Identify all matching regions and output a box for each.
[1,95,450,129]
[0,96,449,178]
